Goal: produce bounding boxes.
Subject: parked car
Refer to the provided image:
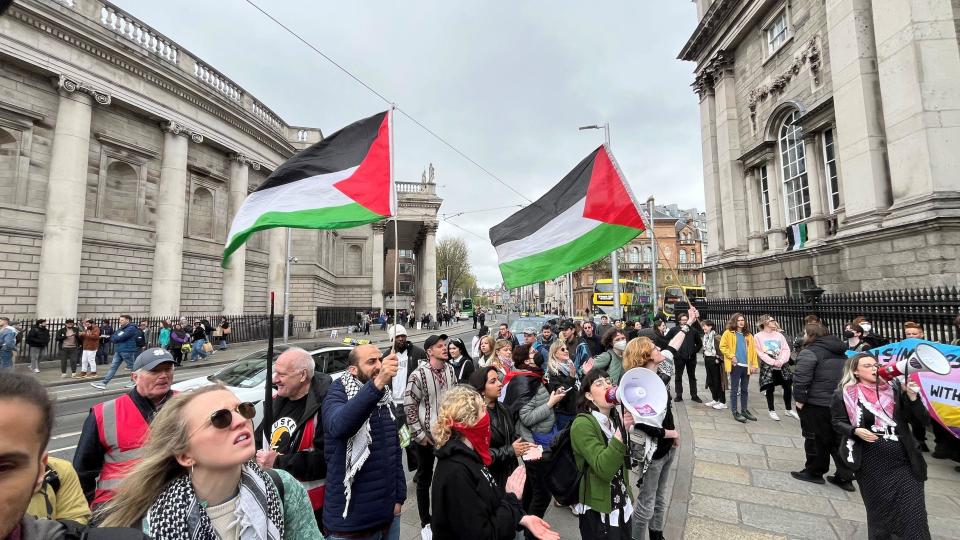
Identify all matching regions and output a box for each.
[508,317,558,336]
[171,342,353,427]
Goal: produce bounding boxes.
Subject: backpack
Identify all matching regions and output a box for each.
[135,329,146,349]
[542,414,589,506]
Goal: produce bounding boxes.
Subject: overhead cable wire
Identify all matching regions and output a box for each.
[243,0,533,204]
[441,217,489,242]
[441,204,525,219]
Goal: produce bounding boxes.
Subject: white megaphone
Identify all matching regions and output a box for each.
[878,342,951,381]
[615,367,669,428]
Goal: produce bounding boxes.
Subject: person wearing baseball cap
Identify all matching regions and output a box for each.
[404,333,455,537]
[73,348,176,507]
[522,327,537,346]
[381,325,427,406]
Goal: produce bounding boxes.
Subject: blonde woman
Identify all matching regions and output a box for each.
[546,339,578,430]
[96,385,320,539]
[491,338,514,378]
[476,335,497,368]
[430,386,559,540]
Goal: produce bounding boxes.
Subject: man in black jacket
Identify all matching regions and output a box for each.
[24,320,50,373]
[255,347,332,527]
[791,323,855,491]
[665,311,703,402]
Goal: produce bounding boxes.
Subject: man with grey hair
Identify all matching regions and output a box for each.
[255,347,332,527]
[73,347,175,506]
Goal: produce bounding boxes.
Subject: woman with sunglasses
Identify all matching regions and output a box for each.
[832,353,931,539]
[571,369,635,539]
[546,340,578,431]
[448,337,476,383]
[97,385,321,539]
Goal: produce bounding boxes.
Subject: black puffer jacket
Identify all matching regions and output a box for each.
[793,335,848,407]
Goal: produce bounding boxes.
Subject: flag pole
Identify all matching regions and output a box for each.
[390,104,398,355]
[264,291,275,449]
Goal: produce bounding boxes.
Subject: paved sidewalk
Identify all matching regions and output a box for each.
[668,361,960,539]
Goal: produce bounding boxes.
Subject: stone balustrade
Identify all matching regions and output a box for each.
[396,181,436,195]
[99,4,178,63]
[251,100,283,133]
[194,62,243,103]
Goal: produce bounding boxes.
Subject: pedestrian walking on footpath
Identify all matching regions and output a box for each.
[75,348,176,506]
[25,319,50,373]
[719,313,759,423]
[91,315,140,389]
[404,333,455,538]
[791,323,856,491]
[96,319,113,365]
[157,320,171,350]
[832,353,931,539]
[431,386,560,540]
[77,319,100,379]
[217,318,231,350]
[190,321,209,362]
[323,344,405,540]
[664,310,703,403]
[362,312,371,335]
[168,323,188,365]
[700,320,726,409]
[96,384,321,539]
[571,369,635,540]
[55,319,80,378]
[754,315,798,421]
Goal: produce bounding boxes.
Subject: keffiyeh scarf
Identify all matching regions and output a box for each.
[341,371,393,518]
[146,461,283,540]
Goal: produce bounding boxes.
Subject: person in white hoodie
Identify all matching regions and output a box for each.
[754,315,798,421]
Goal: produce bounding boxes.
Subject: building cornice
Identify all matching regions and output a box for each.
[94,131,158,158]
[678,0,740,62]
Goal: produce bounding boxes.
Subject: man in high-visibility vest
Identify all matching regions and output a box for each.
[72,348,175,507]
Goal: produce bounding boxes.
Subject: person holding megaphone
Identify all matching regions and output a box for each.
[831,352,932,539]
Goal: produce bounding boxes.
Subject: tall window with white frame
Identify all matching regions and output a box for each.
[778,111,811,224]
[822,128,841,213]
[766,9,789,56]
[759,165,772,230]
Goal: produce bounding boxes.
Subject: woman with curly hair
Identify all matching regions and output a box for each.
[96,384,320,539]
[430,386,559,540]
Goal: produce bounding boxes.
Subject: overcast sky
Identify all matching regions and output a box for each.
[121,0,703,287]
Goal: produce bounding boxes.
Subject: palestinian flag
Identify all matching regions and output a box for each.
[785,222,808,251]
[222,111,393,266]
[490,145,646,288]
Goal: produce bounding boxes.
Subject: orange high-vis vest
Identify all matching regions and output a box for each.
[91,393,150,506]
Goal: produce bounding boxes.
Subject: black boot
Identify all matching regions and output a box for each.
[649,530,665,540]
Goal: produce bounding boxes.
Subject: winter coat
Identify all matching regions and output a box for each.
[55,326,80,349]
[430,439,524,540]
[190,326,207,342]
[718,330,759,373]
[546,363,578,417]
[109,322,141,353]
[514,377,555,443]
[322,378,406,533]
[591,350,625,385]
[665,321,703,360]
[79,326,100,351]
[169,330,188,348]
[487,401,519,488]
[792,335,848,407]
[25,326,50,348]
[570,412,633,514]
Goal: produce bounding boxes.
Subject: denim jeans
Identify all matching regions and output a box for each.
[29,346,44,371]
[219,336,228,350]
[0,350,12,370]
[631,448,675,540]
[192,339,208,360]
[326,515,400,540]
[101,350,137,385]
[729,365,750,413]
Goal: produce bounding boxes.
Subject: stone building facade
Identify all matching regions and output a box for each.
[679,0,960,297]
[0,0,441,324]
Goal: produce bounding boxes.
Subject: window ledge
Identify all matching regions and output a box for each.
[762,35,793,67]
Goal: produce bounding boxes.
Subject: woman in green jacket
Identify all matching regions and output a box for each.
[571,368,635,540]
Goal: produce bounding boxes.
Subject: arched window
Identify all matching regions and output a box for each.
[629,247,640,263]
[690,250,697,263]
[103,161,139,224]
[189,187,214,238]
[0,128,18,192]
[778,111,811,224]
[346,245,362,274]
[642,246,653,263]
[679,249,687,263]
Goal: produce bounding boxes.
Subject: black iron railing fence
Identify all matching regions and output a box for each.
[693,287,960,344]
[316,306,374,330]
[8,314,307,358]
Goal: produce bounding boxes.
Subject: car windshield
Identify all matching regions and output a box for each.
[211,356,268,388]
[509,318,547,334]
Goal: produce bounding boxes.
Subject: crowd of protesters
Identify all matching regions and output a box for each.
[3,308,959,540]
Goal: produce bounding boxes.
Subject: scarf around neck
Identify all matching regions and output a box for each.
[146,461,283,540]
[843,381,896,434]
[452,412,492,466]
[340,371,393,518]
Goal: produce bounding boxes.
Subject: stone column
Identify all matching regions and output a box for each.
[416,222,438,321]
[695,74,723,259]
[149,122,199,316]
[743,168,764,254]
[36,77,105,317]
[222,155,255,314]
[370,222,386,311]
[802,135,829,241]
[711,52,748,255]
[872,0,960,207]
[825,0,891,226]
[267,228,286,305]
[764,161,788,251]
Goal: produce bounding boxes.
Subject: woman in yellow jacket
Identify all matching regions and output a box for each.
[719,313,759,423]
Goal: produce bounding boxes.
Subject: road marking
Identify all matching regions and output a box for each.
[49,445,77,454]
[51,431,82,440]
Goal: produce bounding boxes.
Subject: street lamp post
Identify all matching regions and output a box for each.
[647,196,658,318]
[579,123,619,319]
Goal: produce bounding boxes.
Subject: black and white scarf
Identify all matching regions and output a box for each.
[146,461,283,540]
[341,371,393,518]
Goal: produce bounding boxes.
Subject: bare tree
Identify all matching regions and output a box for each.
[436,237,477,306]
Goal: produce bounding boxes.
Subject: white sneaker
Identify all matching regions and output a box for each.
[786,410,800,420]
[713,402,727,409]
[421,525,433,540]
[33,368,40,373]
[704,400,717,407]
[769,411,781,421]
[90,382,106,390]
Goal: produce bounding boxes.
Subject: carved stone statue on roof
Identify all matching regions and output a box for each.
[428,163,435,183]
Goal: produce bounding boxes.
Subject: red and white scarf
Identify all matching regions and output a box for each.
[843,381,897,439]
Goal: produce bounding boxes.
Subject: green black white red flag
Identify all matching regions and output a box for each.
[489,145,646,288]
[222,110,394,267]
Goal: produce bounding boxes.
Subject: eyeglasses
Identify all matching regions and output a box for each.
[591,377,613,388]
[189,402,256,438]
[859,363,878,370]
